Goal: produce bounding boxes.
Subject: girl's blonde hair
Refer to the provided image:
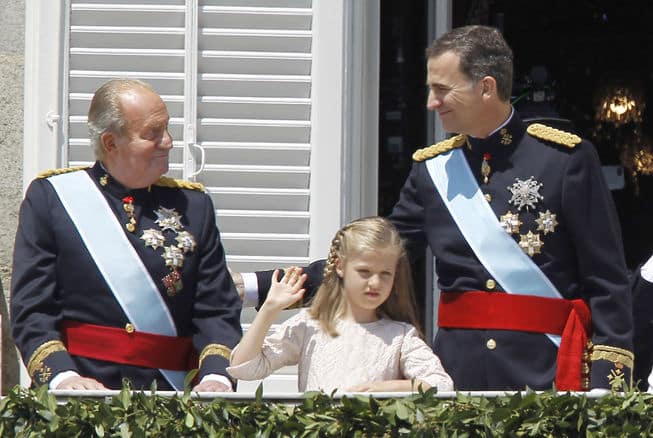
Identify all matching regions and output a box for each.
[308,216,421,337]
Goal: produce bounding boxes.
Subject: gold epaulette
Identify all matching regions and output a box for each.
[526,123,581,148]
[412,134,467,162]
[154,176,205,192]
[36,166,89,179]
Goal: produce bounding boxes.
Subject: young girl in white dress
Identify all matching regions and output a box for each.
[227,217,454,393]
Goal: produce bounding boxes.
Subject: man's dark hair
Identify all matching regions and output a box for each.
[426,25,513,101]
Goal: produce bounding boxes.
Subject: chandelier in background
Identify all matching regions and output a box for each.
[593,81,653,194]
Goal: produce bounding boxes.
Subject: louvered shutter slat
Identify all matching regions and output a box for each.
[198,0,312,270]
[67,0,186,181]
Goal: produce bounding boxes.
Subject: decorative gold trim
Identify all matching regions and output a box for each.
[198,344,232,369]
[37,166,89,179]
[27,340,67,377]
[412,134,467,162]
[154,176,205,192]
[590,344,634,369]
[526,123,581,148]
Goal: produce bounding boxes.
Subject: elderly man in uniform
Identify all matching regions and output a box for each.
[235,25,634,391]
[11,79,242,392]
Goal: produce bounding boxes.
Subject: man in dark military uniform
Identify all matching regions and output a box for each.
[235,25,634,391]
[11,79,242,391]
[632,254,653,390]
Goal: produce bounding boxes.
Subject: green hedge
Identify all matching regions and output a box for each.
[2,384,653,437]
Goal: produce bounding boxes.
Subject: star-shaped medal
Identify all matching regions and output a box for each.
[176,231,196,253]
[536,210,558,235]
[154,207,183,232]
[507,176,543,211]
[162,245,185,269]
[519,231,543,257]
[499,211,522,234]
[141,229,166,249]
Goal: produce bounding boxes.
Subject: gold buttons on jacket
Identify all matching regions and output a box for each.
[484,193,492,202]
[486,339,497,350]
[486,279,496,290]
[125,323,135,334]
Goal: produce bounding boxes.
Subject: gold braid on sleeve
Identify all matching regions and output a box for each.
[27,340,67,377]
[198,344,232,369]
[590,344,634,369]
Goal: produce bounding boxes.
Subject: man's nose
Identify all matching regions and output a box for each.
[161,130,173,149]
[427,91,440,110]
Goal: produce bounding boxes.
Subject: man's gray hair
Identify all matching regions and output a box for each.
[87,78,156,160]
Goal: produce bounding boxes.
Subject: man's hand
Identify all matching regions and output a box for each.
[56,376,108,390]
[262,267,306,312]
[229,268,245,301]
[192,380,233,392]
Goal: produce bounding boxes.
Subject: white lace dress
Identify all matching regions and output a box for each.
[227,309,454,392]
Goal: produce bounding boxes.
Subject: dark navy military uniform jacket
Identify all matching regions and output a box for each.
[632,270,653,390]
[11,162,242,390]
[256,112,634,391]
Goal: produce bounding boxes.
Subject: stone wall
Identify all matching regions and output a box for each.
[0,0,25,392]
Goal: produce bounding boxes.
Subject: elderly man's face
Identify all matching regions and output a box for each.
[105,87,172,188]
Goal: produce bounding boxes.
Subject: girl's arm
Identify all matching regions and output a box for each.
[347,379,430,392]
[230,268,306,366]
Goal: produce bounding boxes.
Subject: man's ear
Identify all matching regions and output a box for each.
[101,131,116,155]
[480,76,498,98]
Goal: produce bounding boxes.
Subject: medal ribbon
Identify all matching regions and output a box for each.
[49,170,187,389]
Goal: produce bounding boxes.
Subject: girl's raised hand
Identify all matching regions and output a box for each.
[262,267,307,311]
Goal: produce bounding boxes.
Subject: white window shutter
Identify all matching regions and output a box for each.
[66,0,188,178]
[196,0,313,272]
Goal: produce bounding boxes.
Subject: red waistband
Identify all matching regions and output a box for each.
[438,291,578,334]
[438,291,592,391]
[61,320,197,371]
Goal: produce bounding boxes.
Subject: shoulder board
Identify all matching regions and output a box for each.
[526,123,581,148]
[37,166,89,179]
[154,176,205,192]
[412,134,467,162]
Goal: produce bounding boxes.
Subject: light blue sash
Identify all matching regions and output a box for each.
[49,170,187,389]
[426,148,562,346]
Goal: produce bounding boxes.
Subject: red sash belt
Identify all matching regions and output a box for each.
[61,320,198,371]
[438,291,592,391]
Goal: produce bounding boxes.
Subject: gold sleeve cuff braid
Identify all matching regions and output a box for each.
[198,344,232,369]
[590,344,634,369]
[412,134,467,162]
[526,123,581,148]
[27,340,67,377]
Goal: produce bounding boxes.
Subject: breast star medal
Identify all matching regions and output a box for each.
[141,229,165,249]
[176,231,197,253]
[507,176,543,211]
[154,207,183,232]
[519,231,543,257]
[535,210,558,235]
[499,211,522,234]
